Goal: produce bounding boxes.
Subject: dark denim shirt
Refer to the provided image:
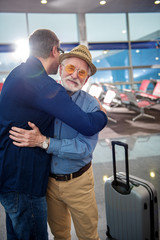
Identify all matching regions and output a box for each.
[0,56,107,197]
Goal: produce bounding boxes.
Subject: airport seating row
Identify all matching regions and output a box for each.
[88,79,160,122]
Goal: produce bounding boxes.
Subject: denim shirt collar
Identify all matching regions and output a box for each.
[71,90,81,102]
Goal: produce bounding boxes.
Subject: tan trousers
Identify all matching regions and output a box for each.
[46,165,100,240]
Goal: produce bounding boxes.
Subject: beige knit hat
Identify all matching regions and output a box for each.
[59,45,97,76]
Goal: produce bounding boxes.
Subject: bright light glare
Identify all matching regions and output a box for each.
[103,175,109,182]
[14,39,29,61]
[100,0,107,5]
[103,50,108,54]
[154,0,160,4]
[150,171,156,178]
[41,0,47,4]
[122,30,126,34]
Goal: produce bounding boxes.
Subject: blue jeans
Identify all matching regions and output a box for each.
[0,192,48,240]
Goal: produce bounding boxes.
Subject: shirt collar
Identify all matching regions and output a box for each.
[27,56,46,73]
[71,90,81,101]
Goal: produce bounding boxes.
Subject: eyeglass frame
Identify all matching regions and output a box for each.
[57,47,64,54]
[61,63,89,80]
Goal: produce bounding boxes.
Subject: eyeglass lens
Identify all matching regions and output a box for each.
[65,64,88,79]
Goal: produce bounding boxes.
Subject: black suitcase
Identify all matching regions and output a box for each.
[105,140,159,240]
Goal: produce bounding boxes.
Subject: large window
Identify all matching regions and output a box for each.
[131,48,160,66]
[28,13,78,43]
[0,13,28,43]
[90,69,130,86]
[0,52,22,72]
[0,13,79,83]
[0,12,160,88]
[91,49,129,68]
[0,52,23,82]
[129,13,160,41]
[133,68,160,83]
[0,13,78,44]
[86,13,127,42]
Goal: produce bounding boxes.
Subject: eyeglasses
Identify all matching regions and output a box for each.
[57,47,64,54]
[62,64,88,80]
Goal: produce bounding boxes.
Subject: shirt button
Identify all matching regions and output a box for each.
[54,162,57,166]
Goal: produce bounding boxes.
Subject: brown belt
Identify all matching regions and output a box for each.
[49,161,91,181]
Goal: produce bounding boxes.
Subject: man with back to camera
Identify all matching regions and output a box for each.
[9,45,103,240]
[0,29,107,240]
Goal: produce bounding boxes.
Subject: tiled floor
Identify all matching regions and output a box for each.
[0,133,160,240]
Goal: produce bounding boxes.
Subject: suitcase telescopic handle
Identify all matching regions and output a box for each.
[111,141,130,192]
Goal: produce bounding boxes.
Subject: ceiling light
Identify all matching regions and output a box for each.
[150,171,155,178]
[103,50,108,54]
[154,0,160,4]
[41,0,47,4]
[122,30,126,34]
[100,0,107,5]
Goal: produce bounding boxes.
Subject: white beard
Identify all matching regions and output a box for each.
[62,76,84,93]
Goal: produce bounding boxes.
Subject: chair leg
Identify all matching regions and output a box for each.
[132,113,155,121]
[108,116,117,123]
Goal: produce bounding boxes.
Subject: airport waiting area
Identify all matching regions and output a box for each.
[0,81,160,239]
[0,3,160,239]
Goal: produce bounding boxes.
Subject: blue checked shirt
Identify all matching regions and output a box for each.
[47,90,100,174]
